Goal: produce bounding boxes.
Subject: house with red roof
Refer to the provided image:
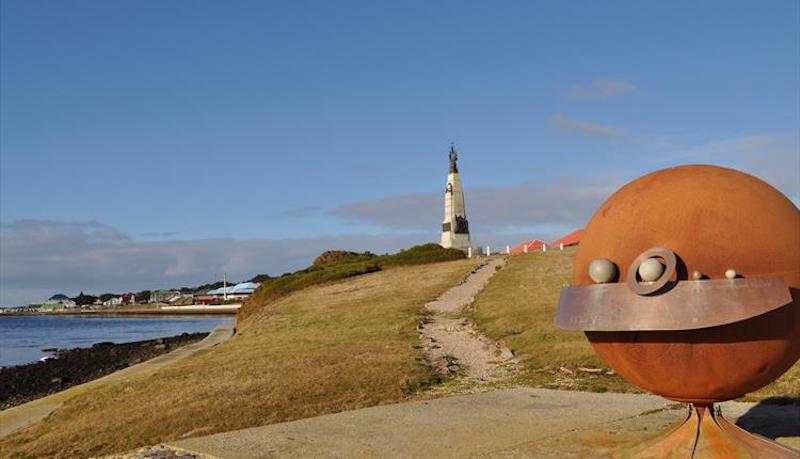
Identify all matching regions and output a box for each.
[509,239,547,254]
[509,229,585,255]
[549,228,585,249]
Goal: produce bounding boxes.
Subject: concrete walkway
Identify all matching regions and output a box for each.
[0,323,235,438]
[168,388,800,458]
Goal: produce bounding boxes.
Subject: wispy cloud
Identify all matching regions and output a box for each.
[141,231,180,238]
[0,220,431,306]
[568,78,638,100]
[272,205,322,218]
[550,113,624,139]
[331,131,800,238]
[332,178,617,234]
[667,132,800,202]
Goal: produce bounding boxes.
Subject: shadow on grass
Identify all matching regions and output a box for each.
[735,397,800,439]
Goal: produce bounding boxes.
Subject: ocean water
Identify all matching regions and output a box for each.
[0,315,234,367]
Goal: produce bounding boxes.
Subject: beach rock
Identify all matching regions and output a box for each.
[0,332,208,410]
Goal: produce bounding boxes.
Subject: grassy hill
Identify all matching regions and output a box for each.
[238,244,466,322]
[0,258,479,458]
[470,249,800,400]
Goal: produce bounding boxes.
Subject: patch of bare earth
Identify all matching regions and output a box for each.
[100,444,213,459]
[418,257,518,392]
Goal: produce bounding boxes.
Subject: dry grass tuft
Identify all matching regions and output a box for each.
[0,259,479,458]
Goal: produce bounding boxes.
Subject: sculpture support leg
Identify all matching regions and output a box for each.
[615,404,799,459]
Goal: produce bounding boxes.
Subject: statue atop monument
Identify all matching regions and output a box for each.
[441,143,470,252]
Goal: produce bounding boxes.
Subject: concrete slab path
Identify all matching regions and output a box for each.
[0,323,234,438]
[169,388,799,458]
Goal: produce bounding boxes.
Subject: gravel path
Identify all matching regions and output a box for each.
[419,257,517,386]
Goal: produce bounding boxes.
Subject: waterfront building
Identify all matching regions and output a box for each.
[198,282,260,304]
[44,293,76,309]
[102,296,123,307]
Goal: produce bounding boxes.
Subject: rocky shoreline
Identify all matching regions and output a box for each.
[0,332,208,410]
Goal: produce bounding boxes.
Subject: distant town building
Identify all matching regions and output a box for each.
[207,282,259,299]
[103,296,123,307]
[510,229,585,254]
[149,290,182,304]
[510,239,548,255]
[550,228,584,249]
[197,282,259,304]
[44,293,76,309]
[440,144,471,252]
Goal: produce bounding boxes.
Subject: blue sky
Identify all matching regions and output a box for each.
[1,1,799,305]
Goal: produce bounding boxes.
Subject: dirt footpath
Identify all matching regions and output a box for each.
[419,257,517,386]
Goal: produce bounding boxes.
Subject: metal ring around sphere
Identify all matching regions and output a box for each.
[626,247,677,295]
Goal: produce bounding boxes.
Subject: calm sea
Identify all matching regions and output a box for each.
[0,315,233,367]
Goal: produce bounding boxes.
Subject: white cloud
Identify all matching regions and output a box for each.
[332,178,616,233]
[668,132,800,201]
[568,78,638,100]
[272,205,322,218]
[550,113,624,139]
[0,220,431,306]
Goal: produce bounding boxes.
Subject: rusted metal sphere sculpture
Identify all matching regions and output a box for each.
[557,165,800,458]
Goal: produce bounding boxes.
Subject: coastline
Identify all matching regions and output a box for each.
[0,332,209,410]
[0,324,235,439]
[1,305,239,317]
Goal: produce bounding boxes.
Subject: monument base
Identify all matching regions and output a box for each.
[615,404,798,459]
[441,232,471,253]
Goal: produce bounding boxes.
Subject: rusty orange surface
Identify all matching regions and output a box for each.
[615,406,799,458]
[574,165,800,404]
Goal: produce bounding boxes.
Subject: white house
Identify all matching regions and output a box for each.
[206,282,259,300]
[103,296,123,307]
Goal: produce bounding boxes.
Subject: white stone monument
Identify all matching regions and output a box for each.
[440,143,471,252]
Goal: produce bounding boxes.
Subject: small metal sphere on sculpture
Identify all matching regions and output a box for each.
[588,258,617,284]
[637,258,664,283]
[556,165,800,458]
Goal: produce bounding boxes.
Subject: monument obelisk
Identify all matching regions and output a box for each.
[441,143,471,252]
